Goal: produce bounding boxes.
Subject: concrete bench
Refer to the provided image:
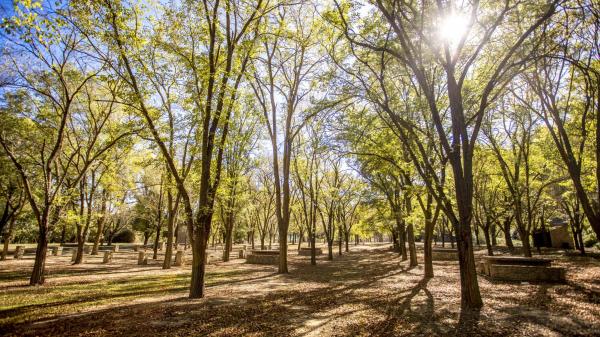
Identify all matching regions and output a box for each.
[298,247,323,256]
[246,250,279,265]
[432,247,458,261]
[478,256,565,282]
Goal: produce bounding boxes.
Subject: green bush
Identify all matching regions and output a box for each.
[584,236,598,248]
[113,229,136,243]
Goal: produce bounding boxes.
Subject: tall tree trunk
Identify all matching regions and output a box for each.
[338,224,343,256]
[344,231,349,252]
[92,191,108,255]
[163,192,177,269]
[395,213,407,260]
[407,223,417,267]
[153,221,162,260]
[503,217,514,248]
[424,218,434,278]
[484,223,493,256]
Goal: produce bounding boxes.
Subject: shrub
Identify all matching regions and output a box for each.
[584,236,597,248]
[113,229,136,243]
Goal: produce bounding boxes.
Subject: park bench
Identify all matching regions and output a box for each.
[246,249,279,265]
[298,247,323,256]
[478,256,565,282]
[432,247,458,261]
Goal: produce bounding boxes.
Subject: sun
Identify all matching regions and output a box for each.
[437,13,469,47]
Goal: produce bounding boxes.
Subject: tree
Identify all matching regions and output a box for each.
[331,0,558,309]
[76,0,267,298]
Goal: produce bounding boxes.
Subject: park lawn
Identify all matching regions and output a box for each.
[0,269,248,326]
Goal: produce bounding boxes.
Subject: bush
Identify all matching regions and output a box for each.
[584,236,597,248]
[113,229,136,243]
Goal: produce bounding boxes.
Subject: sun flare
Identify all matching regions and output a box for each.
[437,13,469,46]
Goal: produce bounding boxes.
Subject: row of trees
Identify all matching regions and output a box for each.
[1,0,598,311]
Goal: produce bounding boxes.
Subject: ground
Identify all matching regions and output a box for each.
[1,243,599,336]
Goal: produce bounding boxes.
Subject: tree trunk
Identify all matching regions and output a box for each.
[483,223,493,256]
[223,218,233,262]
[338,225,343,256]
[189,230,208,298]
[153,222,162,260]
[396,215,407,260]
[310,231,317,265]
[424,218,434,278]
[407,223,417,267]
[163,203,176,269]
[503,217,514,249]
[519,228,532,257]
[344,231,349,252]
[453,217,483,309]
[278,227,288,272]
[30,221,49,285]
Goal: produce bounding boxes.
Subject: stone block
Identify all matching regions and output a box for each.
[52,246,62,256]
[174,251,185,266]
[14,246,24,259]
[298,247,323,256]
[246,250,279,265]
[488,264,565,282]
[137,251,147,265]
[432,248,458,261]
[103,251,113,263]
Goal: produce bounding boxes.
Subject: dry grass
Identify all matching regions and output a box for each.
[1,243,599,336]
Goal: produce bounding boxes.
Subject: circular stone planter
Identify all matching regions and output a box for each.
[246,250,279,265]
[298,247,323,256]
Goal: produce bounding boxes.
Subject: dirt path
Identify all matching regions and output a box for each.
[1,244,600,336]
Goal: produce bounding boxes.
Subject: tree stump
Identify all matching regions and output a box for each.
[13,246,24,259]
[239,249,245,258]
[137,251,147,265]
[103,251,113,264]
[174,251,185,266]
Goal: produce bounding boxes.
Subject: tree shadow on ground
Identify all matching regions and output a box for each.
[3,247,599,336]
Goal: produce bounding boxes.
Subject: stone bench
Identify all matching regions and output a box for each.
[478,256,565,282]
[246,250,279,265]
[432,247,458,261]
[298,247,323,256]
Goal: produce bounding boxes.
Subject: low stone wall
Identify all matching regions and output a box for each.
[432,248,458,261]
[298,248,323,256]
[485,264,565,282]
[246,251,279,265]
